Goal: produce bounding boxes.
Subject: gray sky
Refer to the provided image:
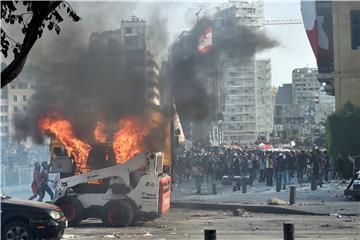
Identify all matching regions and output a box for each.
[5,0,316,87]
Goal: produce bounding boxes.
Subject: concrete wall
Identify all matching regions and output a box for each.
[332,1,360,110]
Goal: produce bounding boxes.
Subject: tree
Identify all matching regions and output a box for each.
[325,102,360,178]
[1,1,80,88]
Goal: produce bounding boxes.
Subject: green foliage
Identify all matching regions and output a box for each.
[325,102,360,178]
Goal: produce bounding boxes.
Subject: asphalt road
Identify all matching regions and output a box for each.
[62,209,360,240]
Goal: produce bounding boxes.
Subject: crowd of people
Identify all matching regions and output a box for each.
[173,143,330,193]
[28,143,331,201]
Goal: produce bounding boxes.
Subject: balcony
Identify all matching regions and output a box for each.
[317,72,335,96]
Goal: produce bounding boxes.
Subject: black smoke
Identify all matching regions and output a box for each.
[168,17,279,122]
[14,49,148,144]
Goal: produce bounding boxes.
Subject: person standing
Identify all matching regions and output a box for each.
[296,151,306,184]
[28,162,42,201]
[38,161,54,201]
[259,153,266,183]
[192,163,202,194]
[247,155,254,186]
[265,154,274,186]
[311,149,322,190]
[323,151,330,182]
[277,153,288,190]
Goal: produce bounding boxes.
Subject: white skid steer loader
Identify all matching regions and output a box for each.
[52,152,171,227]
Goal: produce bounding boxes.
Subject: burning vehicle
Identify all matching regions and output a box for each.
[43,108,176,227]
[11,16,188,227]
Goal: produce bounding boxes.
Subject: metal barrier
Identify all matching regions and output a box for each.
[1,167,32,187]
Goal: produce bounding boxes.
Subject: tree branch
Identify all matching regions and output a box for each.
[1,1,62,88]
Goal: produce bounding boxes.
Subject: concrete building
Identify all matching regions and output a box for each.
[331,2,360,110]
[0,86,9,143]
[0,65,37,142]
[256,59,273,142]
[275,67,335,143]
[302,1,360,110]
[168,0,269,146]
[221,59,257,145]
[292,68,321,105]
[89,17,160,107]
[217,1,268,146]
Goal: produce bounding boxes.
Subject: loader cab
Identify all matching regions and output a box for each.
[50,139,74,178]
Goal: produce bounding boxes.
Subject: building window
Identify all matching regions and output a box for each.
[125,27,132,34]
[0,116,8,123]
[13,95,17,102]
[351,10,360,49]
[23,95,27,101]
[14,106,18,112]
[1,126,8,133]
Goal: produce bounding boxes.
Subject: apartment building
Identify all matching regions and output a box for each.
[89,17,160,107]
[292,68,321,105]
[256,59,273,142]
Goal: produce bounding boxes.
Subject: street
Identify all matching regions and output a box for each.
[62,208,359,240]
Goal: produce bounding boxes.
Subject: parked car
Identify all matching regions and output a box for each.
[1,194,67,240]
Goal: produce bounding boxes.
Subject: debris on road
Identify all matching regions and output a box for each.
[190,212,213,217]
[232,208,245,216]
[330,213,343,218]
[103,235,116,238]
[62,234,77,239]
[267,197,288,205]
[143,232,153,237]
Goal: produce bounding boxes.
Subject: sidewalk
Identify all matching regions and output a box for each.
[171,180,360,216]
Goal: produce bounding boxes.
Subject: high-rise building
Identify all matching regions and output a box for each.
[0,84,9,143]
[216,1,268,146]
[0,65,37,141]
[256,59,273,142]
[220,58,257,145]
[89,17,160,107]
[292,68,320,105]
[168,0,269,146]
[275,67,335,142]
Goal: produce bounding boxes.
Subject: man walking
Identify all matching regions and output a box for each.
[38,161,54,201]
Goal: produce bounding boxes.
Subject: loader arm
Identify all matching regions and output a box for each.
[55,153,152,193]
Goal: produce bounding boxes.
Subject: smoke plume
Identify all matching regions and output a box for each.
[168,17,279,122]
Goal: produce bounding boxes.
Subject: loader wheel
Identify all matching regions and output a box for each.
[55,196,84,227]
[102,200,134,227]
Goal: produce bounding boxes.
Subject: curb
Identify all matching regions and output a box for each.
[171,201,356,216]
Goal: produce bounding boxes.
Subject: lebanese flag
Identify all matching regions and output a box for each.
[301,1,318,58]
[317,15,331,70]
[198,26,213,54]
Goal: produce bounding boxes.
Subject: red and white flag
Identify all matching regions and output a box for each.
[198,26,213,54]
[301,0,318,58]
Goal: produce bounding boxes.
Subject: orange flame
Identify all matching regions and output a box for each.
[112,117,150,164]
[39,115,91,170]
[94,120,107,143]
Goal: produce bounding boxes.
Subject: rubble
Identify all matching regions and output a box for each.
[143,232,153,237]
[267,197,288,205]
